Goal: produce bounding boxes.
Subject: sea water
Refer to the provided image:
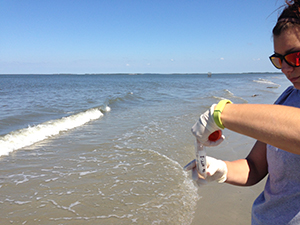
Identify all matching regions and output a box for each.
[0,73,290,224]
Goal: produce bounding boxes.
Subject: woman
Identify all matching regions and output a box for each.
[185,1,300,224]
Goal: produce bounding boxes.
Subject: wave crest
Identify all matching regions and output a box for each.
[0,108,103,156]
[253,78,281,87]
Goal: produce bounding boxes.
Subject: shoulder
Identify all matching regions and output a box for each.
[274,86,295,105]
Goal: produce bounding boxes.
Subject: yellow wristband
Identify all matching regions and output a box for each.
[213,99,232,129]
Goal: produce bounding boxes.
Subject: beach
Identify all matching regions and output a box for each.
[0,73,290,224]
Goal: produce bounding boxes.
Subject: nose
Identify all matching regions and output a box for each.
[281,60,294,75]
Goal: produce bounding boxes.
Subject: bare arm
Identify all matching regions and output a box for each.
[221,104,300,155]
[225,141,268,186]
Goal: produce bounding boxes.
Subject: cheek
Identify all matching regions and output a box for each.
[293,67,300,76]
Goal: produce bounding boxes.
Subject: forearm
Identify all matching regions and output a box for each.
[221,104,300,154]
[224,159,251,186]
[225,160,267,186]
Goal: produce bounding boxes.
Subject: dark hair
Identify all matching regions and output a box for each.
[273,0,300,36]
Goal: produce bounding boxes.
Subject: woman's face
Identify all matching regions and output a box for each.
[274,26,300,89]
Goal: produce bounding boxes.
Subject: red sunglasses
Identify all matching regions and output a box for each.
[269,51,300,69]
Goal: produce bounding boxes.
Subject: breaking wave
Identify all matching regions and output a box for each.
[0,108,104,156]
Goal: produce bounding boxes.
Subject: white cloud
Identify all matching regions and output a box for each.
[220,57,224,60]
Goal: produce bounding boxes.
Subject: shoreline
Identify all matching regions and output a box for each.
[191,181,266,225]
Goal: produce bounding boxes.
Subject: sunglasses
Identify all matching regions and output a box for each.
[269,51,300,69]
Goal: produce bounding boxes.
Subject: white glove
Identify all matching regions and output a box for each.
[184,156,228,185]
[191,104,225,146]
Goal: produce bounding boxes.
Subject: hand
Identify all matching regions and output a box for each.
[191,104,225,146]
[184,156,228,186]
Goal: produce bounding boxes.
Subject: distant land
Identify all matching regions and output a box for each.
[0,72,283,76]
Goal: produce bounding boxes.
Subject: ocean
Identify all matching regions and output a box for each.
[0,73,290,224]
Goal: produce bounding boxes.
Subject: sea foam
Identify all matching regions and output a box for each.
[0,108,103,157]
[253,78,280,87]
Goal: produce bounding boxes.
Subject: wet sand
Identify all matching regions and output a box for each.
[191,181,265,224]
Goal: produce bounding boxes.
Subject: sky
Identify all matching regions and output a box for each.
[0,0,287,74]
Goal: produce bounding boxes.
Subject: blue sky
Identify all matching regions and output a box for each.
[0,0,285,74]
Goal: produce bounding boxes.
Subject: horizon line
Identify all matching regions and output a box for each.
[0,72,282,75]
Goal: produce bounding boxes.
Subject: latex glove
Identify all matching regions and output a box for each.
[191,104,225,146]
[184,156,228,185]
